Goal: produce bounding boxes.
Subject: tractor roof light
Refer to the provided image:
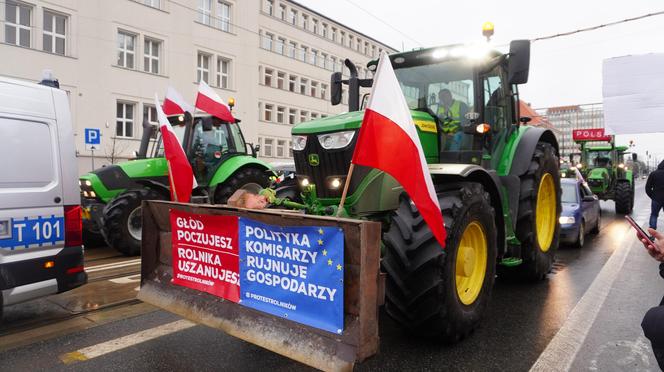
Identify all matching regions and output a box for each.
[228,97,235,109]
[482,22,495,41]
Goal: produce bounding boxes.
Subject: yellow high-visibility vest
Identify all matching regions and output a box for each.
[437,100,462,133]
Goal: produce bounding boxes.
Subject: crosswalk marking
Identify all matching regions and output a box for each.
[59,319,196,365]
[86,259,141,273]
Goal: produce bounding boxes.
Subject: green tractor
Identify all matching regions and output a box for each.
[574,137,634,214]
[276,40,562,342]
[80,112,272,255]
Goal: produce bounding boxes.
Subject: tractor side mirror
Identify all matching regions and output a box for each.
[330,72,342,106]
[253,144,261,158]
[519,116,532,124]
[508,40,530,85]
[632,153,638,161]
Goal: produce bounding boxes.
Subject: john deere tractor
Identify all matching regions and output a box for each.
[574,137,634,214]
[276,40,561,342]
[80,113,272,255]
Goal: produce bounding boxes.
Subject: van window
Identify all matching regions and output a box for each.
[0,118,55,188]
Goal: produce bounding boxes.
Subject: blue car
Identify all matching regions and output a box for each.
[559,178,601,247]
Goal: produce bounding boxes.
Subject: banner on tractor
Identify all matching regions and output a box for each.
[239,219,344,334]
[572,128,612,142]
[170,210,240,302]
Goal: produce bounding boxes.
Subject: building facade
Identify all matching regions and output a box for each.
[535,103,604,158]
[0,0,396,174]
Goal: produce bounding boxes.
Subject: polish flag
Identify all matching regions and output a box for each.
[195,81,235,122]
[162,87,194,115]
[154,94,197,202]
[351,52,446,248]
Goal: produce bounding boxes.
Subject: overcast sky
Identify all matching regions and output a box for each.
[298,0,664,161]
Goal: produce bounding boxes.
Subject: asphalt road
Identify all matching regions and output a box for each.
[1,181,662,371]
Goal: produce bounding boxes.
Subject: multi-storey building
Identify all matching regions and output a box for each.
[0,0,396,174]
[535,103,604,158]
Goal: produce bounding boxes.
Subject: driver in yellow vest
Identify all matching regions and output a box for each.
[437,89,468,150]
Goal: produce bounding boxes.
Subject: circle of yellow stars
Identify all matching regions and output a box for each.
[319,228,342,271]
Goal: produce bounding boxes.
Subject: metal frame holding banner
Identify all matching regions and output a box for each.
[138,201,381,371]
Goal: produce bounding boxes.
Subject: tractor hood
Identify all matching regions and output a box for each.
[291,109,437,135]
[587,167,609,180]
[80,158,168,203]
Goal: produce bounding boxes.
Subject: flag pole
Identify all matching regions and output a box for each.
[336,163,356,217]
[167,161,179,202]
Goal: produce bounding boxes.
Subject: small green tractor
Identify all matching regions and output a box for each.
[80,113,272,255]
[274,40,562,342]
[573,136,634,214]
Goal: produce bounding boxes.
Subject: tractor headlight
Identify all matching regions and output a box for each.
[618,163,625,169]
[559,216,575,224]
[317,131,355,150]
[90,191,96,198]
[85,180,92,187]
[292,135,307,151]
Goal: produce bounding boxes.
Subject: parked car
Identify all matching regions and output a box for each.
[0,75,87,320]
[559,178,601,247]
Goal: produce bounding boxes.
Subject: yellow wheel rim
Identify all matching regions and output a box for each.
[536,173,556,252]
[455,221,488,306]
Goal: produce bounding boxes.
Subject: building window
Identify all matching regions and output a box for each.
[197,0,212,25]
[278,4,286,20]
[300,110,308,123]
[301,14,308,30]
[261,32,273,51]
[288,141,293,157]
[117,31,136,68]
[312,19,318,34]
[287,41,296,58]
[217,57,230,88]
[143,104,159,138]
[289,9,297,25]
[143,0,161,8]
[364,42,369,55]
[288,109,297,125]
[144,38,160,74]
[265,0,273,16]
[299,78,307,95]
[299,46,307,62]
[322,23,328,38]
[216,1,231,32]
[288,75,296,92]
[276,106,285,124]
[309,49,317,65]
[340,31,345,46]
[263,68,273,86]
[263,138,273,157]
[263,103,273,121]
[311,113,318,120]
[275,37,285,55]
[277,72,285,89]
[43,10,66,55]
[116,102,134,138]
[277,140,286,158]
[197,52,210,83]
[331,27,337,42]
[5,1,31,47]
[321,83,327,99]
[348,35,354,49]
[321,53,329,69]
[310,81,318,97]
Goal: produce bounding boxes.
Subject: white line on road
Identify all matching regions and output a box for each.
[530,214,646,372]
[59,319,196,364]
[86,259,141,273]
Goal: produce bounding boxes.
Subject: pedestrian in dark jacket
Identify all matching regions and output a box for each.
[638,228,664,369]
[646,160,664,231]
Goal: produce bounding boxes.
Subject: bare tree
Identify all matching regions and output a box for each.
[105,136,129,165]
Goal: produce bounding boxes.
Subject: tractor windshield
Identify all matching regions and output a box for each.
[394,59,475,151]
[154,124,186,157]
[587,150,612,168]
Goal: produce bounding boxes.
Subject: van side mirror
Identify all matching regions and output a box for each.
[508,40,530,85]
[583,195,596,202]
[330,72,342,106]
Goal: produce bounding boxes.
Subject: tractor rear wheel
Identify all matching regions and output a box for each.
[382,183,497,343]
[213,167,270,204]
[614,181,632,214]
[101,188,167,256]
[515,142,561,281]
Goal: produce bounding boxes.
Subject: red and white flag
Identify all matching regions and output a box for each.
[162,87,194,116]
[351,52,446,247]
[195,81,235,122]
[155,94,197,202]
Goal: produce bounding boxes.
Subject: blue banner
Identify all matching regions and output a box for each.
[239,218,344,334]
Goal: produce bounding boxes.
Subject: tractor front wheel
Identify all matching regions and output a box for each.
[515,142,561,281]
[615,181,632,214]
[382,183,497,343]
[213,167,270,204]
[101,188,167,256]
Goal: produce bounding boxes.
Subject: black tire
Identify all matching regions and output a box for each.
[514,142,561,281]
[382,183,497,342]
[101,188,167,256]
[83,227,106,248]
[213,167,270,204]
[591,210,601,235]
[574,221,585,248]
[615,181,632,214]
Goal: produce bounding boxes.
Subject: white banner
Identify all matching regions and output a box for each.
[602,53,664,135]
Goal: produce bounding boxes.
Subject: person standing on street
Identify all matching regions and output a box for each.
[646,160,664,236]
[638,228,664,369]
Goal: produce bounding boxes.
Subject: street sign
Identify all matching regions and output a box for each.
[84,128,101,150]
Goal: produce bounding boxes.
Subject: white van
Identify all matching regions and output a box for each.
[0,76,87,319]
